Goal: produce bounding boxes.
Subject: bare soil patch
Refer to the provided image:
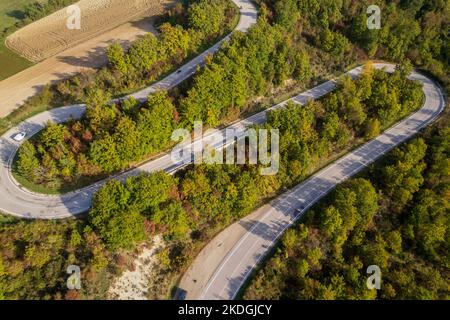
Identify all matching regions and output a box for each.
[108,236,164,300]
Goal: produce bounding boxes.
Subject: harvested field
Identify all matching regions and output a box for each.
[0,0,176,117]
[6,0,173,62]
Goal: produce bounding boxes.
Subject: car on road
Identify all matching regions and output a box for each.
[13,132,27,142]
[175,288,187,300]
[177,69,182,74]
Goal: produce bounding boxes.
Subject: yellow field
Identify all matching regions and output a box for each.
[5,0,172,62]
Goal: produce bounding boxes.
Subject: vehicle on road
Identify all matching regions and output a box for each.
[13,132,27,142]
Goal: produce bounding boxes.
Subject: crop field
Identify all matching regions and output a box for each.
[0,0,37,80]
[6,0,171,62]
[0,0,175,116]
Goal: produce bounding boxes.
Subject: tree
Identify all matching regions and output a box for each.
[85,89,115,132]
[188,0,225,37]
[126,172,177,213]
[128,34,158,72]
[409,189,447,258]
[345,179,378,232]
[113,116,141,164]
[274,0,299,29]
[87,178,148,249]
[364,118,381,139]
[321,206,343,240]
[41,122,67,149]
[107,42,129,74]
[381,138,427,211]
[159,23,190,60]
[89,134,121,173]
[386,230,402,254]
[282,229,298,252]
[16,141,40,180]
[153,201,189,239]
[396,59,413,79]
[138,91,177,154]
[102,209,146,249]
[89,180,131,231]
[321,112,340,141]
[297,259,309,278]
[293,49,311,82]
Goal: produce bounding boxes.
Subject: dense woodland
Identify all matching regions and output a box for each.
[1,0,449,299]
[244,127,449,299]
[1,66,427,299]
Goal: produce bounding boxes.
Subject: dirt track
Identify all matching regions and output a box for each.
[0,0,175,117]
[6,0,171,62]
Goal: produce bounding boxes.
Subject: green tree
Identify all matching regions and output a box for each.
[159,23,190,59]
[128,34,158,72]
[364,118,381,139]
[16,141,40,180]
[102,209,146,249]
[113,116,142,164]
[107,42,129,74]
[153,201,189,239]
[89,134,122,173]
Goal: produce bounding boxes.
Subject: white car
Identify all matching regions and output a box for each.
[13,132,27,142]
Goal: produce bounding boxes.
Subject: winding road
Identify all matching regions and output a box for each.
[0,1,446,302]
[177,65,445,300]
[0,0,257,219]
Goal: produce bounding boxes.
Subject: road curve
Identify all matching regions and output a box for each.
[178,65,446,300]
[0,0,257,219]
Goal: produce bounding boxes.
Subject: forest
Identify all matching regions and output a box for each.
[1,65,428,299]
[243,126,449,299]
[1,0,449,299]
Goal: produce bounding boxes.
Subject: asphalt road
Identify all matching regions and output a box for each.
[178,66,445,300]
[0,0,257,219]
